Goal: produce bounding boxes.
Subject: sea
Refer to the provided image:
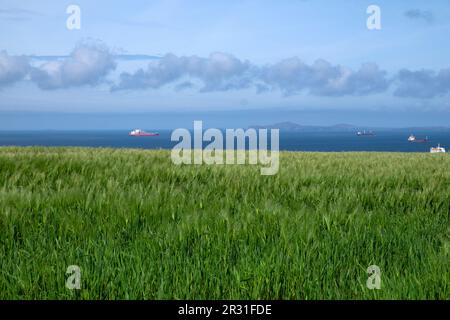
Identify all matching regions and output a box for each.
[0,130,449,152]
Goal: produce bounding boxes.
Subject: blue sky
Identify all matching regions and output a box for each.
[1,0,450,128]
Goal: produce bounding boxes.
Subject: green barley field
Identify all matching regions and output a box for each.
[0,147,449,299]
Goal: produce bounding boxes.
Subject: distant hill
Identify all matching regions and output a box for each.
[249,121,358,132]
[249,121,450,132]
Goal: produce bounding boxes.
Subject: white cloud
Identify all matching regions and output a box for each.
[113,54,390,97]
[0,51,30,87]
[394,68,450,98]
[260,58,388,96]
[2,43,450,101]
[112,52,253,92]
[30,43,116,90]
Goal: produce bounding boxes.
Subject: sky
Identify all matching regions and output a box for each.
[1,0,450,129]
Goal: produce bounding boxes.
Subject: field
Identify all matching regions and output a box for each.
[0,147,449,299]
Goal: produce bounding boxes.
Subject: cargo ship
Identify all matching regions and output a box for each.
[408,134,428,143]
[129,129,159,136]
[356,130,375,136]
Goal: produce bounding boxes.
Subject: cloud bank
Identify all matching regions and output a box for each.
[1,43,450,99]
[112,52,253,92]
[112,54,390,97]
[260,58,388,96]
[394,68,450,98]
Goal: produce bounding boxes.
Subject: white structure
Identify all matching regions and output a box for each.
[129,129,144,136]
[430,144,446,153]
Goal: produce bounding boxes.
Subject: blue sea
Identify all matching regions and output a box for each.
[0,130,449,152]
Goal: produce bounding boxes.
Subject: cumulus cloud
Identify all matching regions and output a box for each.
[404,9,434,23]
[0,51,30,88]
[261,58,388,96]
[394,68,450,98]
[112,52,253,92]
[30,43,116,90]
[113,54,389,97]
[3,43,450,100]
[340,63,389,95]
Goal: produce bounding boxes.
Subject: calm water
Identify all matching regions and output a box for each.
[0,130,449,152]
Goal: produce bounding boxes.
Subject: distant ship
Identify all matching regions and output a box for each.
[430,144,446,153]
[357,130,375,136]
[129,129,159,136]
[408,134,428,143]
